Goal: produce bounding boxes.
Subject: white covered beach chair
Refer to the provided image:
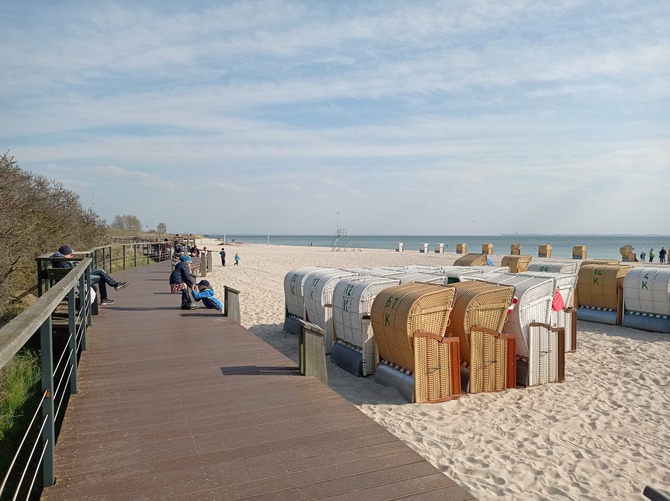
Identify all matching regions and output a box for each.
[519,270,578,352]
[622,267,670,333]
[303,268,359,353]
[331,276,400,376]
[283,267,327,334]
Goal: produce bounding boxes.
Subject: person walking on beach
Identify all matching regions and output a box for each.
[51,245,129,305]
[234,253,240,265]
[219,247,226,266]
[649,248,656,263]
[640,250,646,262]
[660,247,667,264]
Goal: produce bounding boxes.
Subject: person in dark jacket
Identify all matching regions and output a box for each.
[659,247,667,264]
[51,245,128,305]
[169,255,197,309]
[191,280,223,311]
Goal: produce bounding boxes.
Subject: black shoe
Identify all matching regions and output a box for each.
[100,298,115,305]
[114,281,129,290]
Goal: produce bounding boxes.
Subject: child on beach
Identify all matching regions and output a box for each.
[234,253,240,265]
[191,280,223,311]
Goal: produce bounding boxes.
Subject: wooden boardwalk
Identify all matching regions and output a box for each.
[41,260,476,500]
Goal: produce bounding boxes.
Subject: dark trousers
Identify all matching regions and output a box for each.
[90,268,119,300]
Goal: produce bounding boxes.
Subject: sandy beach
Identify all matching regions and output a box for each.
[199,239,670,500]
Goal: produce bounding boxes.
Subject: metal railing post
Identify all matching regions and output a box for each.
[134,244,138,267]
[123,245,127,270]
[40,318,56,487]
[68,290,78,394]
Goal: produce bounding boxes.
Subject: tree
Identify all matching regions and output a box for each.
[110,214,142,232]
[0,152,107,315]
[156,223,167,233]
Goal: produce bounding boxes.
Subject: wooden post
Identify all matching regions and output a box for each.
[223,286,241,323]
[299,320,328,385]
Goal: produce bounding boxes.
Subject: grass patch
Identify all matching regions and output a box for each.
[0,349,41,474]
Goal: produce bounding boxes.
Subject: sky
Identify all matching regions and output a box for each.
[1,1,669,236]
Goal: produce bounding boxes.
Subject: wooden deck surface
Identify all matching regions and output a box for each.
[41,260,476,500]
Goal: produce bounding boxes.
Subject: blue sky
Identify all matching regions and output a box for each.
[1,1,668,236]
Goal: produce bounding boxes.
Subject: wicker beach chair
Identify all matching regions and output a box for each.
[621,267,670,333]
[303,268,359,353]
[501,255,532,273]
[453,253,487,266]
[576,264,632,325]
[413,333,461,403]
[445,281,516,393]
[331,275,400,376]
[371,283,458,402]
[527,262,578,274]
[283,267,329,334]
[519,271,578,352]
[462,273,562,387]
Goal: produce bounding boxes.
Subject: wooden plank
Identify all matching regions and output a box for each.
[41,261,476,501]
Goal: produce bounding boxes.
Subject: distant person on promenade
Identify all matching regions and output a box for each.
[649,248,655,263]
[191,280,223,311]
[51,245,129,305]
[660,247,667,264]
[219,247,226,266]
[234,253,240,265]
[169,255,197,309]
[640,251,646,262]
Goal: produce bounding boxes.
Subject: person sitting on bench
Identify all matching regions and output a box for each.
[51,245,129,305]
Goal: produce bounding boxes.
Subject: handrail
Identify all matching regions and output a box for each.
[0,258,91,368]
[0,258,92,497]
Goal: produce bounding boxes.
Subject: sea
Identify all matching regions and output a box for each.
[208,234,670,261]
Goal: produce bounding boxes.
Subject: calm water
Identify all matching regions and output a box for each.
[209,234,670,261]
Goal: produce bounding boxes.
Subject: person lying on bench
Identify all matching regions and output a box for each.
[191,280,223,311]
[51,245,129,305]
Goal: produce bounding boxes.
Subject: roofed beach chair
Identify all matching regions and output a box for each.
[371,283,458,403]
[527,262,578,274]
[576,264,631,325]
[303,268,359,353]
[621,267,670,333]
[445,281,517,393]
[453,253,487,266]
[331,276,400,376]
[463,273,563,386]
[519,271,578,352]
[283,267,327,334]
[501,255,532,273]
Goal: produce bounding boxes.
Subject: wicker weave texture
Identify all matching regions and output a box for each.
[284,267,328,318]
[332,276,400,375]
[463,274,554,358]
[527,323,561,386]
[303,269,358,329]
[623,267,670,316]
[371,283,455,372]
[413,333,461,403]
[527,262,578,274]
[501,255,533,273]
[446,281,515,363]
[518,271,577,307]
[577,264,631,310]
[453,253,487,266]
[468,328,516,393]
